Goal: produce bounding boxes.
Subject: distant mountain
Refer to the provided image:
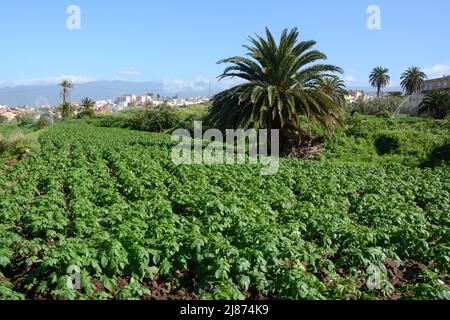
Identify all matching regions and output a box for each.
[0,80,222,107]
[0,80,401,106]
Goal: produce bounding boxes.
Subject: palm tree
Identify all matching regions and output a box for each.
[79,97,96,117]
[418,90,450,119]
[60,102,75,120]
[209,27,345,152]
[316,76,348,106]
[369,67,390,98]
[59,80,73,104]
[400,66,427,95]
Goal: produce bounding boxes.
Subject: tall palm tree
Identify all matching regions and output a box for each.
[209,27,345,151]
[369,67,390,98]
[80,97,96,117]
[418,90,450,119]
[400,66,427,95]
[59,80,73,104]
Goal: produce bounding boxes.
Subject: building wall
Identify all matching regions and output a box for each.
[423,76,450,92]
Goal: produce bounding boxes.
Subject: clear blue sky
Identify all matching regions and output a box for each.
[0,0,449,90]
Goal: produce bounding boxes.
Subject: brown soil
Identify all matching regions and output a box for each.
[386,258,429,287]
[142,271,198,300]
[385,258,432,300]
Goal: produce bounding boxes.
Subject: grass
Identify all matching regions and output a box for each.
[0,123,46,164]
[319,115,450,167]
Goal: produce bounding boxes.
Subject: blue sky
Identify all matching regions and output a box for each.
[0,0,449,91]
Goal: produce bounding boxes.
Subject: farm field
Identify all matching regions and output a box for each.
[0,122,449,300]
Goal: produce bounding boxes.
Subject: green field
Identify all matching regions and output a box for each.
[0,121,449,300]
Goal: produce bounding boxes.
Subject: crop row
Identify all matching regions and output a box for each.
[0,123,449,300]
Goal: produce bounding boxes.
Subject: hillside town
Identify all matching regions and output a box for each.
[1,75,449,122]
[0,94,210,122]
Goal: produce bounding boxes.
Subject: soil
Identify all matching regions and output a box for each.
[281,131,325,160]
[385,258,432,300]
[142,271,198,300]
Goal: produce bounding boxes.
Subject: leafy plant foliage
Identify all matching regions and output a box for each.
[0,123,449,300]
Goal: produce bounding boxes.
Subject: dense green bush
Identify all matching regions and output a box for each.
[130,108,180,132]
[374,134,400,155]
[15,113,37,127]
[421,143,450,168]
[77,110,96,119]
[419,90,450,119]
[350,97,402,117]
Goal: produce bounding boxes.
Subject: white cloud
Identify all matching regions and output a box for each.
[161,76,243,93]
[0,75,93,88]
[118,68,141,78]
[424,64,450,78]
[344,75,357,83]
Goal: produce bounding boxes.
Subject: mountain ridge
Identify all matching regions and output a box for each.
[0,80,215,106]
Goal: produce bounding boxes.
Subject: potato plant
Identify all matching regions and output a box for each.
[0,123,449,300]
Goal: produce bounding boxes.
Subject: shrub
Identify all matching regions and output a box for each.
[96,116,131,129]
[77,109,96,119]
[418,90,450,119]
[0,132,24,154]
[374,134,400,155]
[130,108,180,132]
[35,114,54,129]
[16,113,36,126]
[421,143,450,168]
[350,97,402,117]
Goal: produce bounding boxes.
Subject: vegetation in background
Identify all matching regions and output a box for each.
[0,127,42,163]
[0,114,52,162]
[59,102,76,120]
[349,96,403,118]
[320,115,450,167]
[0,131,24,154]
[90,104,209,134]
[369,67,391,98]
[388,91,404,98]
[400,66,427,95]
[59,80,73,105]
[78,98,96,118]
[130,108,180,133]
[419,90,450,120]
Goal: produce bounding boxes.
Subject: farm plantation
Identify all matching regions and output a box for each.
[0,114,449,300]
